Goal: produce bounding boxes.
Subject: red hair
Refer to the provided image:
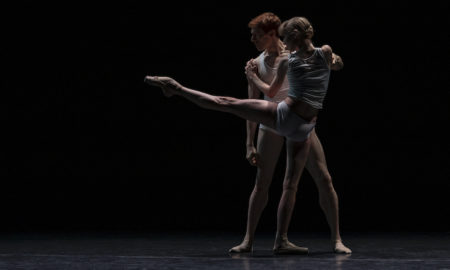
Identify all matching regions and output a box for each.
[248,12,281,36]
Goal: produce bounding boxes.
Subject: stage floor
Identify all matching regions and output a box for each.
[0,231,449,269]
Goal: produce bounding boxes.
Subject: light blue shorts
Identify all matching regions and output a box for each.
[274,101,316,142]
[259,123,280,135]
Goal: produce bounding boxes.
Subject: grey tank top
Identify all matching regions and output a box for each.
[287,48,331,109]
[255,52,289,103]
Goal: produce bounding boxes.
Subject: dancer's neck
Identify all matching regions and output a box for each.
[265,39,285,57]
[295,40,315,57]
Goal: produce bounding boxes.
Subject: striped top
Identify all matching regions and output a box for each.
[287,48,331,109]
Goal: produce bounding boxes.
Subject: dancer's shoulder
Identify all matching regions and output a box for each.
[254,52,265,64]
[320,45,333,65]
[321,44,332,51]
[320,45,333,55]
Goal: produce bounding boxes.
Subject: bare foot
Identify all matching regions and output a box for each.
[273,240,309,255]
[229,240,253,253]
[333,240,352,254]
[144,76,179,97]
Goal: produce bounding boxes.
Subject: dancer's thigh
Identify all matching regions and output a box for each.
[255,128,285,187]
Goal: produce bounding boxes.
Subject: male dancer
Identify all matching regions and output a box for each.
[229,13,351,254]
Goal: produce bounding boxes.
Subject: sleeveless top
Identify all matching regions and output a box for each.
[287,48,331,109]
[255,52,289,103]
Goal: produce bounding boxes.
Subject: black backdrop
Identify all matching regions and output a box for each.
[2,1,449,232]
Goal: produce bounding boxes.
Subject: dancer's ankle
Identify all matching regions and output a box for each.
[242,236,253,245]
[275,232,288,244]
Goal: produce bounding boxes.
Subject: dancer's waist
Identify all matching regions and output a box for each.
[284,97,319,122]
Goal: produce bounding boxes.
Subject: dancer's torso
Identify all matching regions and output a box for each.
[255,51,289,103]
[286,47,331,121]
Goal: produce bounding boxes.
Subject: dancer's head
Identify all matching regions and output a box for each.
[278,17,314,51]
[248,12,281,51]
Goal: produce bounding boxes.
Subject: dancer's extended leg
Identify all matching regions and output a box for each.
[229,129,284,253]
[273,138,311,255]
[145,76,278,128]
[306,129,352,254]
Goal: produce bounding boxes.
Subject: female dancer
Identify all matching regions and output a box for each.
[145,16,349,254]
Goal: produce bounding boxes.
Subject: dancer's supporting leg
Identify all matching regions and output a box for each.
[229,129,284,253]
[145,76,278,128]
[273,138,311,255]
[306,129,352,254]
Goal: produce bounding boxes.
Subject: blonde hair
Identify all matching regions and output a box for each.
[278,17,314,41]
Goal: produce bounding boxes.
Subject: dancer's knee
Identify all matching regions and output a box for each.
[317,174,334,192]
[209,96,238,112]
[282,181,298,194]
[317,174,338,204]
[253,179,270,195]
[252,184,269,205]
[196,95,232,111]
[217,96,238,106]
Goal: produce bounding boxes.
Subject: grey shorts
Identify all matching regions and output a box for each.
[274,101,316,142]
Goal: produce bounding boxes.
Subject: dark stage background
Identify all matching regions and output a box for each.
[2,1,449,233]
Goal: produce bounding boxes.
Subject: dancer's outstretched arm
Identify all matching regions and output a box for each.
[245,57,288,98]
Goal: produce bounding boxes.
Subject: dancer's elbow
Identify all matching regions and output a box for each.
[267,86,280,98]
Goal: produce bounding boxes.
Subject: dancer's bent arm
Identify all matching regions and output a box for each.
[245,57,288,98]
